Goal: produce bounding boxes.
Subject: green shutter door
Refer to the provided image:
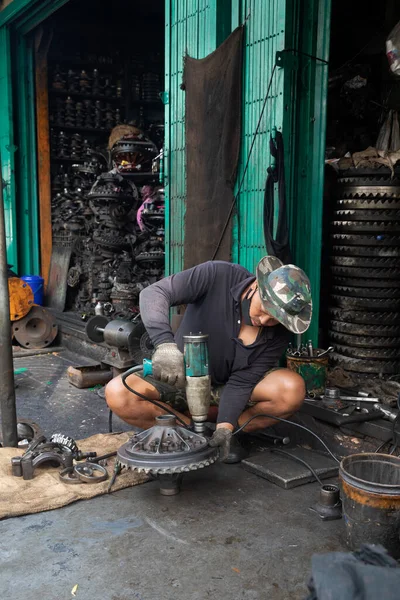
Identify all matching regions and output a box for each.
[231,0,288,273]
[164,0,218,276]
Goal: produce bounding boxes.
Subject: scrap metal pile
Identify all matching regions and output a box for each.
[329,169,400,375]
[51,129,164,319]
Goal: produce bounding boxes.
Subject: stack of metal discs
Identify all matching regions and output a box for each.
[329,170,400,375]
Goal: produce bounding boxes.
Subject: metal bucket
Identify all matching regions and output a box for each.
[286,352,329,396]
[340,453,400,558]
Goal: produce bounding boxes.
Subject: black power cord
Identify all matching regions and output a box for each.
[121,366,189,428]
[269,448,325,486]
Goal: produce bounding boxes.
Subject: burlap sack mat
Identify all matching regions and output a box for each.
[0,432,149,520]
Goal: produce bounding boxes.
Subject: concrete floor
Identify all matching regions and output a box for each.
[0,350,346,600]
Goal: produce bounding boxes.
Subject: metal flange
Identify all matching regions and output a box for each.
[12,305,58,348]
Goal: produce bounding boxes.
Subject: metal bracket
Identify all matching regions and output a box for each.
[276,50,299,70]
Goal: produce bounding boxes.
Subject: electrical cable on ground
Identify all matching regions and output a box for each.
[269,448,325,486]
[233,413,340,463]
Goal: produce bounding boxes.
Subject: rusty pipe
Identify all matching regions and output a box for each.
[0,168,18,446]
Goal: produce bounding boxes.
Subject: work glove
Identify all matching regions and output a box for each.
[209,427,233,462]
[151,343,185,388]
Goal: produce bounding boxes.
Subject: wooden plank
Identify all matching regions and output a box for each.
[34,26,52,286]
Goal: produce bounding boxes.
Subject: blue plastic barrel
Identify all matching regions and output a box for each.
[21,275,44,306]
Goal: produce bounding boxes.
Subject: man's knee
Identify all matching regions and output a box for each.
[253,368,305,413]
[105,376,126,412]
[279,370,306,412]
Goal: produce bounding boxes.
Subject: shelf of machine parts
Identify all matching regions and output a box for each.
[49,89,124,103]
[50,125,112,134]
[50,157,87,163]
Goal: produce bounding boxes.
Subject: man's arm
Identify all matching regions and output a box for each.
[216,333,289,428]
[139,261,217,347]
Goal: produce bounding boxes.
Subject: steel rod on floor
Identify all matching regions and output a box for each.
[0,165,18,447]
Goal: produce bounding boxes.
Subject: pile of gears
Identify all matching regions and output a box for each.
[329,169,400,375]
[51,127,164,319]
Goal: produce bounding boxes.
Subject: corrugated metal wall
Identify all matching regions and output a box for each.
[164,0,218,275]
[231,0,287,272]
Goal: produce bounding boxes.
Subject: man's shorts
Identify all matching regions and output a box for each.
[136,367,281,413]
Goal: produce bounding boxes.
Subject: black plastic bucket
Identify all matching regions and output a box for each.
[340,453,400,558]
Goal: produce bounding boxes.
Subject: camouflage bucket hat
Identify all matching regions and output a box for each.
[256,256,312,334]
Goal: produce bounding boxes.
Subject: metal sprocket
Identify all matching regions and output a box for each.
[331,234,400,246]
[331,295,400,310]
[332,245,400,258]
[331,352,400,374]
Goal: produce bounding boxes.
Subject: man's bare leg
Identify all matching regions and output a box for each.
[237,369,305,433]
[105,373,190,429]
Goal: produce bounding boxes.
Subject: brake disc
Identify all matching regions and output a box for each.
[118,415,218,495]
[331,245,400,258]
[332,221,400,233]
[332,286,399,299]
[331,256,400,268]
[331,352,400,374]
[331,266,400,279]
[331,295,400,310]
[329,331,400,348]
[330,319,400,337]
[331,234,400,246]
[328,308,400,325]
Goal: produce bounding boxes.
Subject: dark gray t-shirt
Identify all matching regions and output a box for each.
[139,261,289,425]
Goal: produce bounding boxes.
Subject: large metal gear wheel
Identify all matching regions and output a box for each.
[330,319,400,337]
[334,209,400,222]
[332,245,400,258]
[331,266,400,279]
[332,221,400,233]
[336,198,400,209]
[331,295,400,310]
[117,415,218,495]
[328,308,400,325]
[329,331,400,349]
[332,286,400,299]
[333,344,400,360]
[331,352,400,375]
[331,256,400,268]
[331,234,400,246]
[332,276,400,289]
